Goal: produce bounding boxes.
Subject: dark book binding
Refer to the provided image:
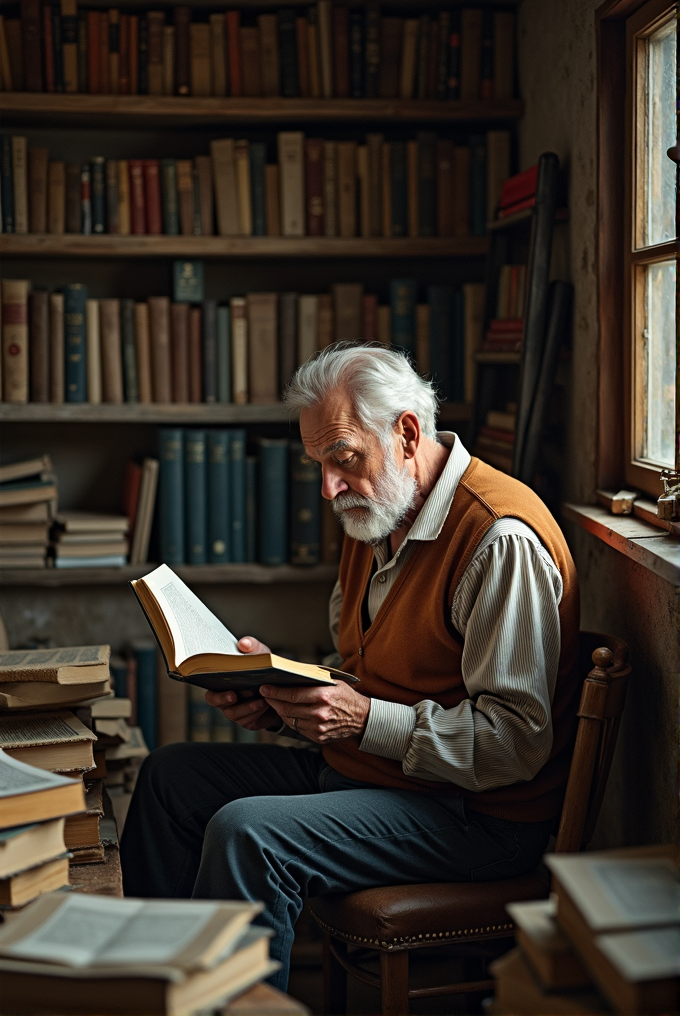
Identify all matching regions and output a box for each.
[207,430,230,564]
[159,427,185,564]
[417,132,436,237]
[174,5,190,95]
[120,298,139,403]
[202,299,217,403]
[249,142,267,237]
[65,162,80,233]
[52,6,63,91]
[469,134,487,236]
[480,10,494,100]
[91,156,105,233]
[184,429,207,566]
[289,441,320,566]
[170,302,190,403]
[305,138,324,236]
[246,455,257,563]
[390,278,417,355]
[216,305,231,403]
[105,159,119,233]
[390,141,407,238]
[143,160,162,235]
[364,0,380,98]
[447,11,461,99]
[43,4,55,92]
[436,10,450,100]
[21,0,43,91]
[278,8,299,97]
[80,163,92,234]
[1,137,14,233]
[349,12,363,97]
[63,283,87,403]
[229,428,247,563]
[333,5,349,98]
[258,438,289,566]
[29,290,49,403]
[161,159,179,235]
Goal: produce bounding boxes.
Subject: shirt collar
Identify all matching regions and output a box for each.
[402,432,471,544]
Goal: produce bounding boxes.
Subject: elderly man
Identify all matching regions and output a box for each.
[121,344,580,992]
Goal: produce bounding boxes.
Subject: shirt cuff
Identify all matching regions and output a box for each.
[359,698,417,761]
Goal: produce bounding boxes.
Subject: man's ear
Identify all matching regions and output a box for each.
[396,412,420,459]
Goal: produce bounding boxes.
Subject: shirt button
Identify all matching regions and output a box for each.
[378,574,386,583]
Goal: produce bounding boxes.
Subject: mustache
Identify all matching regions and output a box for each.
[332,492,375,513]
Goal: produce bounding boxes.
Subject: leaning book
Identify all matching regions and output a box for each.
[130,564,356,692]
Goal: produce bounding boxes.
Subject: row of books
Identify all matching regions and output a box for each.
[2,130,510,238]
[473,406,515,474]
[1,280,485,407]
[2,1,515,103]
[0,454,57,568]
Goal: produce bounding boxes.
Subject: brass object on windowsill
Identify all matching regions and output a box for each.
[657,469,680,521]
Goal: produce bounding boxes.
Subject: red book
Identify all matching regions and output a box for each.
[143,160,162,234]
[362,294,378,342]
[119,12,129,93]
[305,138,324,236]
[226,10,241,96]
[122,460,143,531]
[480,425,515,444]
[87,10,100,92]
[499,165,538,209]
[43,4,55,92]
[489,317,523,333]
[333,5,350,98]
[129,15,138,94]
[498,196,536,219]
[128,160,146,234]
[296,16,310,97]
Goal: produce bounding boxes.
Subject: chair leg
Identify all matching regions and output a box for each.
[380,949,409,1016]
[322,933,347,1015]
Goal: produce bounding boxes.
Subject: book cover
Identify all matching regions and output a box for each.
[278,131,305,237]
[105,159,119,234]
[306,7,320,98]
[4,20,23,92]
[390,278,417,355]
[117,159,130,234]
[65,161,80,232]
[317,0,333,98]
[148,296,172,402]
[99,297,124,404]
[85,298,101,404]
[447,12,460,99]
[63,282,87,403]
[120,298,138,403]
[349,11,363,97]
[245,456,257,563]
[128,159,145,234]
[132,642,157,751]
[486,130,511,222]
[29,290,49,403]
[366,132,383,237]
[134,302,152,403]
[436,140,453,237]
[1,135,14,233]
[399,17,418,98]
[435,10,449,99]
[11,135,28,235]
[209,12,227,97]
[119,11,130,93]
[230,297,248,404]
[264,163,281,236]
[90,156,105,233]
[173,5,190,95]
[337,140,357,237]
[176,158,192,235]
[216,305,231,403]
[277,8,298,97]
[258,438,288,566]
[184,429,207,565]
[146,10,164,95]
[97,11,108,94]
[378,17,402,99]
[80,162,92,234]
[234,139,252,236]
[137,11,147,93]
[332,283,362,343]
[249,142,266,237]
[323,140,337,237]
[415,302,430,375]
[417,132,436,237]
[240,25,261,96]
[189,22,210,97]
[143,159,162,235]
[317,293,333,349]
[480,10,493,99]
[161,159,179,235]
[246,293,278,403]
[226,9,241,96]
[47,161,65,233]
[202,299,217,403]
[211,138,239,236]
[305,137,324,236]
[173,259,204,303]
[296,15,309,96]
[493,11,514,100]
[364,0,380,98]
[28,147,48,233]
[49,292,65,403]
[289,441,320,565]
[230,429,247,563]
[452,146,470,237]
[170,302,189,403]
[20,0,43,91]
[195,155,214,236]
[278,291,297,395]
[207,430,230,564]
[189,306,202,403]
[428,285,464,402]
[357,145,369,236]
[406,139,418,237]
[108,8,120,95]
[158,428,185,564]
[297,294,319,365]
[86,9,99,92]
[333,4,349,98]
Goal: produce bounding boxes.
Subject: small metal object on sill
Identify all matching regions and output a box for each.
[595,489,639,515]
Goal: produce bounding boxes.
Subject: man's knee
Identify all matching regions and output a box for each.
[203,797,280,859]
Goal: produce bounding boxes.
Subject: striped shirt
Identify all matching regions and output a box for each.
[328,433,564,794]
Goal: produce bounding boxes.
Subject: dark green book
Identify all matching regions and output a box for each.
[63,283,87,403]
[173,259,203,302]
[230,429,247,563]
[390,278,417,356]
[258,438,289,566]
[207,430,230,564]
[216,306,231,403]
[91,156,105,233]
[158,428,184,564]
[417,133,436,237]
[428,286,464,402]
[1,136,14,233]
[390,142,407,237]
[289,441,320,566]
[161,159,179,235]
[246,455,257,563]
[278,9,299,97]
[249,142,267,237]
[349,12,364,97]
[470,134,487,236]
[120,298,139,403]
[202,299,217,403]
[185,429,207,565]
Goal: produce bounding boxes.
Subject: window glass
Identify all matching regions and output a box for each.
[641,259,676,466]
[637,15,676,247]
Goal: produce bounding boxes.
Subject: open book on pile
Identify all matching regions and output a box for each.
[131,564,356,692]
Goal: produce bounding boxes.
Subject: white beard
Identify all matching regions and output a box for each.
[331,449,418,545]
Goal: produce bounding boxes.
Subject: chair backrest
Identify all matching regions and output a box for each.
[554,631,631,854]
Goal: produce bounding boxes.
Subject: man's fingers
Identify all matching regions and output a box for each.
[238,636,271,655]
[260,684,331,703]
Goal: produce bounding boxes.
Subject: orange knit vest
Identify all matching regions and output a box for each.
[322,457,580,823]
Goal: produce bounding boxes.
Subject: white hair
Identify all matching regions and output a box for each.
[284,342,440,443]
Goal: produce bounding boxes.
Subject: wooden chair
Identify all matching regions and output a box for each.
[307,632,631,1016]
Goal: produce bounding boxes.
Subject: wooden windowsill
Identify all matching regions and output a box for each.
[563,503,680,585]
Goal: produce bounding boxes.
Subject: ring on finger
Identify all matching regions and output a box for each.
[292,717,298,731]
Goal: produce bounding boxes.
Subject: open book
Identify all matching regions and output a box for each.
[130,564,356,692]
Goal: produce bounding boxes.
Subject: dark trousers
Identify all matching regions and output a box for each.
[120,743,552,990]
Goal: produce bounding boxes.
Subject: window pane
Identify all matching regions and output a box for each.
[638,16,676,247]
[641,259,676,466]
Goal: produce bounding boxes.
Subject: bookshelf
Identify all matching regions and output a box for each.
[0,563,339,587]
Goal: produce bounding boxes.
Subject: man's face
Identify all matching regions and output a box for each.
[300,390,417,544]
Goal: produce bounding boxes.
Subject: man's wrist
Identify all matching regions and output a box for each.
[359,699,417,760]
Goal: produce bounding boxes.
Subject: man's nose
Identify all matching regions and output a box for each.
[321,466,348,501]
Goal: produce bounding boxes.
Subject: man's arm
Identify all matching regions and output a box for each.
[359,525,564,792]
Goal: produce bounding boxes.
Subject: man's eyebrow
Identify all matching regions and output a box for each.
[322,439,352,455]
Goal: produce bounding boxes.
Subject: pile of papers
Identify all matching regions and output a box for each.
[0,456,57,569]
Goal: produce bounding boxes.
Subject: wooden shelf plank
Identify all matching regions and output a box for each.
[0,563,339,586]
[0,93,523,126]
[0,234,489,259]
[487,207,569,231]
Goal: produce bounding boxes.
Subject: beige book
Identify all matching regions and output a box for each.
[246,293,278,403]
[2,279,29,403]
[0,710,97,772]
[64,779,104,848]
[190,22,211,97]
[399,18,418,98]
[11,135,28,234]
[407,139,418,237]
[117,160,130,234]
[381,142,391,237]
[47,161,65,233]
[415,304,430,375]
[258,13,280,96]
[85,299,102,404]
[0,818,66,880]
[0,503,50,523]
[235,140,252,236]
[278,131,305,237]
[60,0,78,91]
[99,299,124,404]
[162,25,175,96]
[209,13,226,97]
[453,146,471,237]
[0,680,110,711]
[0,855,70,909]
[337,141,357,237]
[55,540,128,558]
[332,283,363,343]
[307,21,321,97]
[49,292,64,402]
[148,296,172,402]
[317,293,333,349]
[506,898,591,990]
[377,305,391,346]
[0,522,48,542]
[211,138,239,236]
[322,141,337,237]
[486,130,511,221]
[462,283,484,403]
[356,145,369,238]
[264,164,281,235]
[130,457,159,565]
[0,455,51,484]
[230,297,248,403]
[297,295,319,366]
[134,302,153,403]
[317,0,333,98]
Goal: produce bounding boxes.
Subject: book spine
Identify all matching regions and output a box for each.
[137,13,147,94]
[239,25,261,97]
[202,299,217,403]
[407,139,418,237]
[12,135,28,235]
[249,142,266,237]
[349,12,363,97]
[120,298,139,403]
[289,440,320,565]
[317,0,333,98]
[189,22,210,97]
[160,159,179,235]
[52,6,63,91]
[194,155,214,236]
[366,132,382,237]
[357,144,369,237]
[381,141,391,237]
[105,159,119,233]
[143,159,162,235]
[98,11,109,93]
[264,163,280,236]
[148,296,172,402]
[480,10,493,100]
[133,643,157,752]
[184,428,207,565]
[48,161,65,233]
[460,7,482,100]
[493,11,514,101]
[399,17,418,99]
[447,11,460,99]
[170,302,189,402]
[207,429,229,563]
[337,140,356,237]
[362,293,378,341]
[146,10,164,96]
[29,290,49,403]
[307,9,320,99]
[20,0,43,91]
[277,131,305,237]
[390,141,407,237]
[87,10,99,92]
[246,292,278,403]
[469,134,487,236]
[295,16,309,97]
[209,13,227,97]
[415,15,429,99]
[64,282,88,403]
[134,301,152,403]
[415,302,430,375]
[364,0,379,98]
[258,438,289,566]
[119,11,129,93]
[1,279,30,403]
[176,159,194,236]
[210,138,238,236]
[230,297,248,403]
[128,159,145,234]
[64,162,79,231]
[28,146,48,233]
[322,140,337,237]
[1,136,14,233]
[80,162,92,234]
[278,291,297,395]
[417,132,436,237]
[99,297,124,403]
[234,139,252,236]
[49,291,65,403]
[436,140,453,237]
[174,5,190,95]
[278,9,298,98]
[333,4,349,98]
[317,292,333,349]
[230,428,247,563]
[109,8,120,95]
[378,17,401,99]
[216,305,231,403]
[245,455,257,563]
[86,298,101,403]
[91,156,105,233]
[305,137,324,236]
[43,4,55,93]
[189,306,202,402]
[61,0,77,92]
[390,278,417,355]
[159,427,184,563]
[117,159,130,233]
[226,10,241,96]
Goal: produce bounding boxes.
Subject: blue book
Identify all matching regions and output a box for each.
[249,143,267,237]
[289,441,320,565]
[216,306,232,403]
[91,157,106,233]
[202,300,217,403]
[185,429,207,565]
[1,137,14,233]
[246,455,257,563]
[109,656,128,698]
[390,143,407,238]
[230,429,247,563]
[133,641,157,752]
[207,430,230,564]
[120,298,139,403]
[63,283,87,403]
[469,134,487,236]
[258,438,289,566]
[158,428,185,564]
[428,286,464,402]
[390,279,417,355]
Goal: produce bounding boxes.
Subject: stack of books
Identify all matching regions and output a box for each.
[481,263,527,352]
[51,510,130,568]
[0,750,85,911]
[122,458,160,565]
[0,1,514,103]
[86,690,149,834]
[0,645,113,867]
[0,456,57,569]
[491,846,679,1015]
[497,164,539,219]
[0,892,277,1014]
[474,407,516,474]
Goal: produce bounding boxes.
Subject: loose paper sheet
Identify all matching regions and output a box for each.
[0,749,78,797]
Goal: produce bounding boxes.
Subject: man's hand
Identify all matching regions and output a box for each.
[204,636,281,732]
[260,681,370,743]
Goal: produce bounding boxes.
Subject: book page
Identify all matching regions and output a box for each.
[2,895,219,968]
[589,859,678,926]
[596,927,680,981]
[142,565,243,667]
[0,646,108,672]
[0,749,77,797]
[0,712,95,748]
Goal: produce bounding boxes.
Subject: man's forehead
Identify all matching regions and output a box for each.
[299,414,360,455]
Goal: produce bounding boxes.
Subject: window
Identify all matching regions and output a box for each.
[626,1,677,490]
